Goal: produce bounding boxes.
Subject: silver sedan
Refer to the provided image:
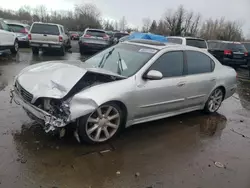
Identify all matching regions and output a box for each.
[11,40,237,144]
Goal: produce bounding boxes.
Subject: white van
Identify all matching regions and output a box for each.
[167,36,208,51]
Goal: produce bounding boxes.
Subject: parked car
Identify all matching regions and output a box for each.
[105,30,113,37]
[69,31,80,40]
[0,18,19,54]
[29,22,71,56]
[78,28,110,55]
[6,22,30,47]
[242,42,250,65]
[119,35,130,43]
[111,32,129,44]
[207,40,248,68]
[167,36,208,51]
[12,39,237,144]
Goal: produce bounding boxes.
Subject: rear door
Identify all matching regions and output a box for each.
[30,23,60,43]
[82,30,109,45]
[183,50,216,108]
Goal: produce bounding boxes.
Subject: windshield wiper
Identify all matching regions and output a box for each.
[98,48,115,68]
[117,51,124,75]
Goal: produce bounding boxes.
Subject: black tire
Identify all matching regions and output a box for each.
[10,39,19,54]
[59,45,65,56]
[204,87,224,114]
[32,47,39,55]
[77,102,124,144]
[80,46,84,55]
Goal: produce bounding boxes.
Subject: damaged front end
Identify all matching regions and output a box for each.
[11,65,125,135]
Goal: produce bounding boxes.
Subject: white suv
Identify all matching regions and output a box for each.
[29,22,71,56]
[167,36,208,51]
[0,19,18,55]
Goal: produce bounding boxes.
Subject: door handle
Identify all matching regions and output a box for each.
[210,78,216,82]
[177,82,186,87]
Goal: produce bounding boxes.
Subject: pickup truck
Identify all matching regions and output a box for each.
[207,40,248,68]
[29,22,71,56]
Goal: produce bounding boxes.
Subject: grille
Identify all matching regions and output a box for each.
[15,81,33,103]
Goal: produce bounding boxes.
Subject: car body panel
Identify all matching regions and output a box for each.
[0,19,16,47]
[12,42,237,134]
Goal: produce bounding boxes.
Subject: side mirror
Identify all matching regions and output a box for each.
[144,70,163,80]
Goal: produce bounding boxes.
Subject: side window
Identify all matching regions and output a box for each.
[59,26,64,34]
[149,51,184,78]
[186,51,213,75]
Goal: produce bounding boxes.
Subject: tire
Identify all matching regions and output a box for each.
[10,39,19,54]
[80,46,84,55]
[32,47,39,55]
[59,45,65,56]
[204,87,224,114]
[77,102,124,144]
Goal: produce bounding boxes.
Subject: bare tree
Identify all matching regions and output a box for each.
[119,16,127,31]
[142,17,151,32]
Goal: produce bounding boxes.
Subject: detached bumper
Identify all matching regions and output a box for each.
[12,90,68,132]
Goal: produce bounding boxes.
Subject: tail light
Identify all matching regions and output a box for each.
[244,52,248,56]
[224,50,232,55]
[28,34,31,40]
[84,34,91,38]
[59,36,63,42]
[20,28,29,34]
[103,34,109,40]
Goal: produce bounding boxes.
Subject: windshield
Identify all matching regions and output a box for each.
[82,43,158,77]
[186,39,207,48]
[31,24,59,35]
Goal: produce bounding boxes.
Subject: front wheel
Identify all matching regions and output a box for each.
[10,39,19,54]
[204,88,224,113]
[78,103,124,144]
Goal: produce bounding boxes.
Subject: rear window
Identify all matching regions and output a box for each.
[186,39,207,49]
[242,43,250,51]
[7,24,26,32]
[86,30,106,37]
[31,24,59,35]
[167,38,183,44]
[227,43,247,52]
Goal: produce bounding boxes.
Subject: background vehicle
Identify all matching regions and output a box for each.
[119,35,130,43]
[29,22,71,56]
[167,36,208,50]
[69,31,80,40]
[13,40,237,144]
[242,42,250,65]
[78,28,110,55]
[6,22,30,47]
[111,32,129,44]
[0,18,18,54]
[207,40,248,68]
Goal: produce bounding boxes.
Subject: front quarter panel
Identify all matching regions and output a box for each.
[69,76,136,121]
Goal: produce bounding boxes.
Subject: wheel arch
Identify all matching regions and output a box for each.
[216,85,226,100]
[105,100,128,125]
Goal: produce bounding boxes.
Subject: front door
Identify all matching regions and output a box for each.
[134,51,187,119]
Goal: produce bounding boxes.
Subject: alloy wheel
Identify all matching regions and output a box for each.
[85,105,121,142]
[208,88,223,112]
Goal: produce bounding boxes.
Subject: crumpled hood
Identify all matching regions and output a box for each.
[16,61,125,101]
[17,62,87,100]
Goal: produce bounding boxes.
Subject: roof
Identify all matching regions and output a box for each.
[86,28,105,32]
[32,22,63,27]
[207,40,243,44]
[167,36,206,40]
[125,39,210,54]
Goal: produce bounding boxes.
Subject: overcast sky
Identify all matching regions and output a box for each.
[2,0,250,37]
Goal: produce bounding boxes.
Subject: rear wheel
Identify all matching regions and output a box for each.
[80,46,84,55]
[10,39,19,54]
[59,45,65,56]
[204,88,224,113]
[78,102,124,144]
[32,47,39,55]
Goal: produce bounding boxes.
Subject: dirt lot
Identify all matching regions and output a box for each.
[1,42,250,188]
